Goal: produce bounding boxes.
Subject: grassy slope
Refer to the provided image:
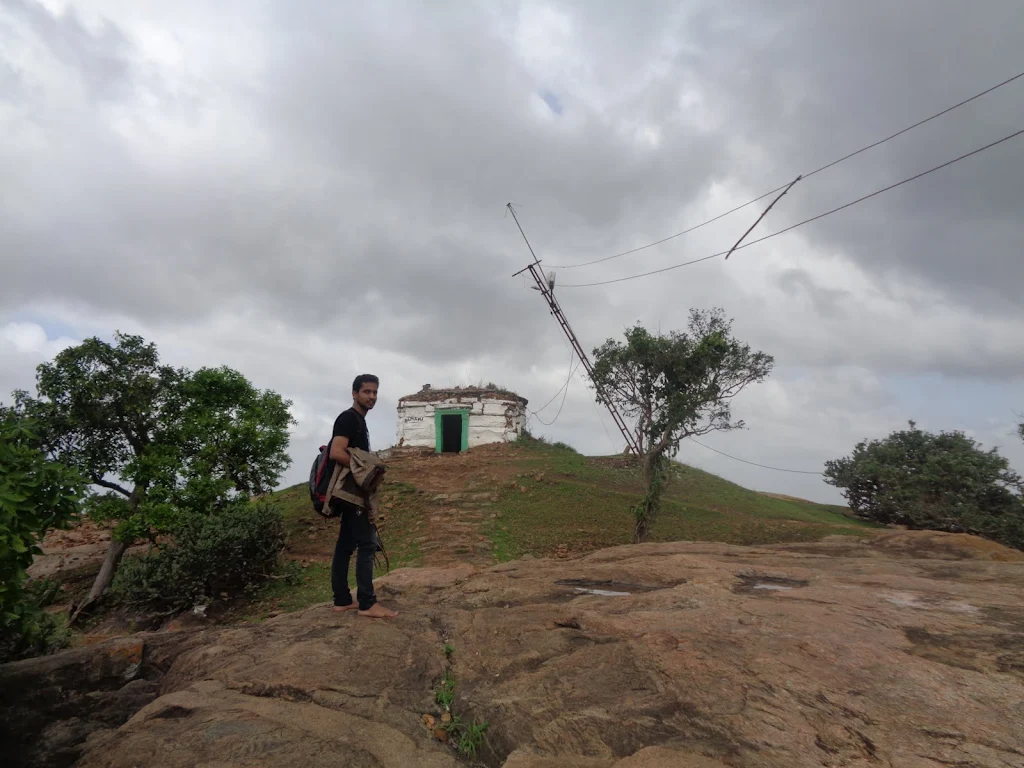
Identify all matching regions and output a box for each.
[486,440,872,559]
[245,439,871,617]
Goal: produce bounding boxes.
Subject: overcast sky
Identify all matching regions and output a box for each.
[2,0,1023,504]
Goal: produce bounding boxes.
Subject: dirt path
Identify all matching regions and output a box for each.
[413,490,497,566]
[383,445,535,567]
[283,445,528,568]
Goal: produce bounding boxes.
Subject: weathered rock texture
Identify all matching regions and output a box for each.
[0,632,205,767]
[3,531,1023,767]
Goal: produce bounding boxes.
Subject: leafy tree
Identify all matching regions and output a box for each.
[824,421,1024,549]
[591,308,774,542]
[0,410,84,661]
[10,332,295,618]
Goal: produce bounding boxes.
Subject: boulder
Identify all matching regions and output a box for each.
[3,531,1023,767]
[0,631,204,767]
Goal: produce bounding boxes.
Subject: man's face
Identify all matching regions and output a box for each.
[354,382,378,411]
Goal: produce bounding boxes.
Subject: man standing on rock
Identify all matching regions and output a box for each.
[329,374,398,619]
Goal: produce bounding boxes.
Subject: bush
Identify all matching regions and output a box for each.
[0,411,84,663]
[825,421,1024,549]
[113,501,286,612]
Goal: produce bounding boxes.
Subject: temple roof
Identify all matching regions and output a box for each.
[398,384,528,406]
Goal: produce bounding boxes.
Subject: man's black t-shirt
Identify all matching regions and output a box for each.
[330,407,373,546]
[332,408,369,452]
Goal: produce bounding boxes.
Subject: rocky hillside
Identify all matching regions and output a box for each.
[26,439,872,639]
[4,530,1023,767]
[243,439,874,618]
[10,440,1022,767]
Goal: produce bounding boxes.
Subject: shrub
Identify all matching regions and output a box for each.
[825,421,1024,549]
[0,411,84,662]
[113,501,286,612]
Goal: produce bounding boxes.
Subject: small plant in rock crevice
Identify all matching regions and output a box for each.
[434,668,456,710]
[431,640,489,760]
[456,717,489,760]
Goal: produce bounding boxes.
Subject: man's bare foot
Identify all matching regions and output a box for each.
[332,605,357,613]
[358,603,398,619]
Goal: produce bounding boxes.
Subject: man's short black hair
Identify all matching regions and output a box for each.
[352,374,379,393]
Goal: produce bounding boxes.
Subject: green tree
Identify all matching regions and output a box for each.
[824,421,1024,549]
[0,410,84,661]
[591,308,774,542]
[11,332,295,618]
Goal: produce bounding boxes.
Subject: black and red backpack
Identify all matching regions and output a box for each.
[309,438,338,517]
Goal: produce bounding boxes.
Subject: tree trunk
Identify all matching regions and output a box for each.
[633,514,650,544]
[70,538,130,624]
[632,451,662,544]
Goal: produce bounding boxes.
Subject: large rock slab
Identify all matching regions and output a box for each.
[0,631,205,767]
[4,531,1023,767]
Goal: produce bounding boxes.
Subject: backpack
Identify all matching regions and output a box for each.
[310,411,370,518]
[309,438,338,517]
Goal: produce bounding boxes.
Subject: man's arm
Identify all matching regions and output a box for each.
[329,434,352,465]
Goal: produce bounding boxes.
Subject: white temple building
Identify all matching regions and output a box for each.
[395,385,528,453]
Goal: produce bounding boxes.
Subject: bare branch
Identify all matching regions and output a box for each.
[91,475,133,498]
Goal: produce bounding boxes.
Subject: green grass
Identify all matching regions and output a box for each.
[432,642,490,759]
[435,668,456,710]
[240,562,332,619]
[235,481,427,621]
[487,441,874,559]
[237,439,872,617]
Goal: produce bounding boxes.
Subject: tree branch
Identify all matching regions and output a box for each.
[91,475,133,498]
[650,426,674,458]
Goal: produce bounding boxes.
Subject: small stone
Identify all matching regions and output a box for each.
[433,727,448,741]
[441,712,451,724]
[422,714,436,729]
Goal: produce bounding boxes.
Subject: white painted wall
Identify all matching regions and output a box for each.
[395,395,525,449]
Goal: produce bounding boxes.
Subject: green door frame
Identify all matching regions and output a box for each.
[434,407,470,453]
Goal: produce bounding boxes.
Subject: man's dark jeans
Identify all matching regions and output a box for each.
[331,502,378,611]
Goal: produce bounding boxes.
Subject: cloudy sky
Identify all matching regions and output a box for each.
[2,0,1023,504]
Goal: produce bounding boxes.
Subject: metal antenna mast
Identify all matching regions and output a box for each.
[507,203,640,455]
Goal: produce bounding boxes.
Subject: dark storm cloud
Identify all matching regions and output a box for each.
[1,0,1022,382]
[3,0,131,100]
[257,1,730,242]
[0,0,735,370]
[673,0,1024,311]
